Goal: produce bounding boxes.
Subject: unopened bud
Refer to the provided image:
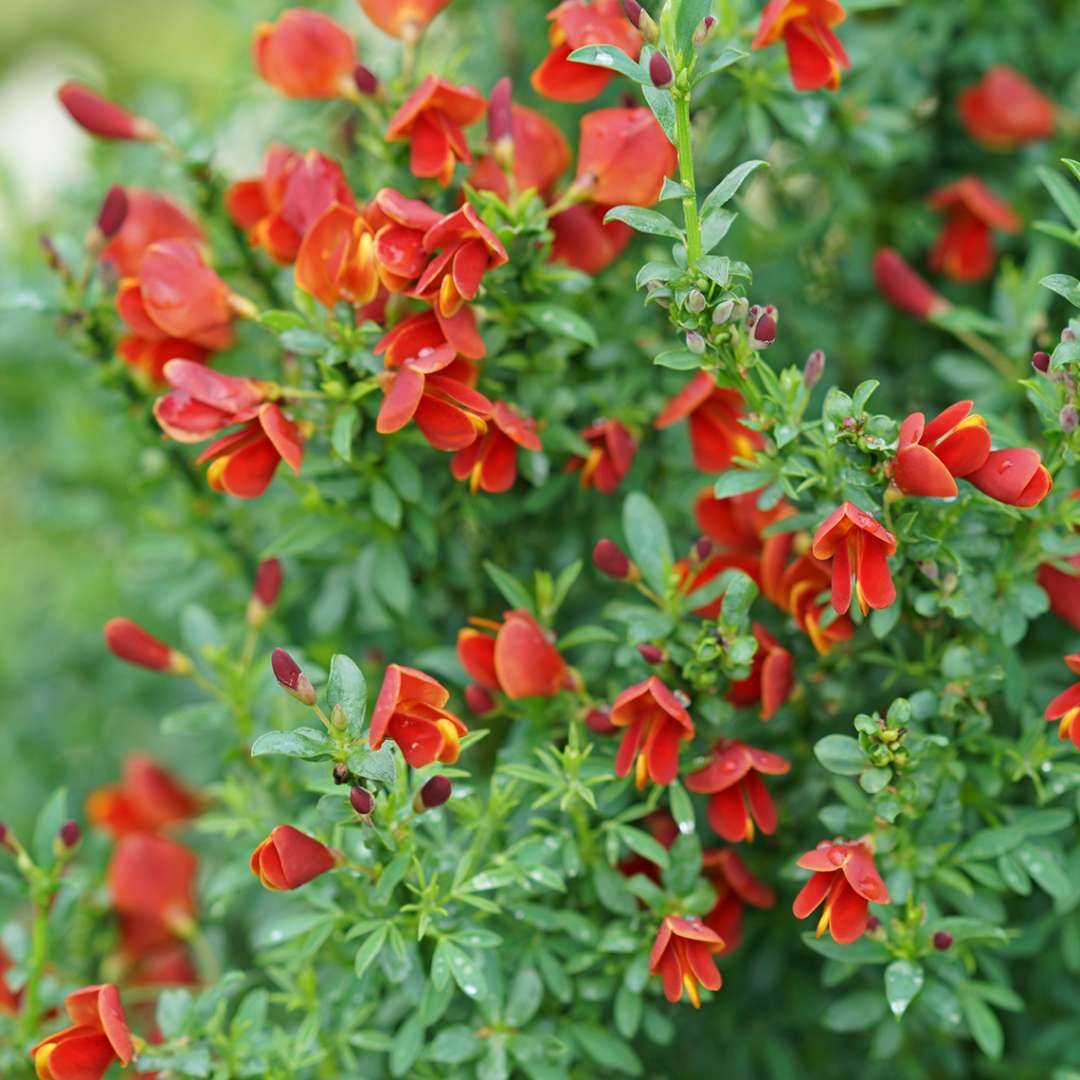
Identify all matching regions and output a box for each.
[330,703,347,730]
[692,14,716,48]
[1061,404,1078,434]
[489,77,514,172]
[746,304,762,328]
[712,299,734,325]
[350,787,375,816]
[749,312,777,350]
[694,536,713,561]
[1063,327,1077,343]
[622,0,644,26]
[59,820,82,850]
[464,684,496,715]
[622,0,658,41]
[104,618,191,674]
[649,52,674,90]
[866,916,882,932]
[932,930,953,951]
[585,706,617,735]
[917,560,939,581]
[638,644,664,664]
[803,348,825,389]
[353,64,378,97]
[1032,350,1051,374]
[333,762,351,785]
[593,538,632,579]
[686,330,706,355]
[731,297,749,322]
[686,289,706,314]
[271,648,317,706]
[415,775,452,811]
[57,82,157,141]
[94,185,129,242]
[247,557,283,628]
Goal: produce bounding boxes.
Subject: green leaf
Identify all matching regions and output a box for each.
[372,539,413,615]
[571,1024,643,1076]
[331,409,358,461]
[822,990,887,1032]
[813,734,866,775]
[505,967,544,1027]
[713,469,770,498]
[567,44,648,85]
[259,309,307,332]
[954,825,1026,862]
[800,933,891,964]
[33,787,68,866]
[654,349,701,370]
[327,654,367,737]
[348,745,397,786]
[659,177,692,201]
[635,261,678,288]
[1016,843,1073,901]
[390,1014,425,1078]
[1038,165,1080,229]
[959,988,1003,1059]
[443,941,488,1002]
[603,205,683,240]
[700,160,768,218]
[429,1025,483,1064]
[642,80,676,144]
[719,570,757,626]
[668,782,695,833]
[155,988,192,1039]
[483,561,535,612]
[250,728,335,761]
[694,46,749,83]
[700,208,736,254]
[884,960,924,1018]
[618,825,671,869]
[698,254,731,287]
[622,492,673,594]
[371,478,403,529]
[523,303,599,347]
[1042,273,1080,308]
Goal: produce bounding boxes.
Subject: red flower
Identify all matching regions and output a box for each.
[686,739,790,842]
[1044,653,1080,750]
[531,0,641,103]
[370,664,468,767]
[251,825,339,890]
[116,239,236,351]
[57,82,157,141]
[87,754,201,837]
[927,177,1020,282]
[767,551,855,655]
[450,402,543,492]
[726,623,794,720]
[226,147,355,264]
[117,924,198,989]
[576,107,676,207]
[386,75,488,186]
[412,203,509,316]
[254,9,357,99]
[893,400,991,498]
[648,915,723,1007]
[566,418,637,493]
[966,447,1052,508]
[549,202,631,273]
[457,610,569,699]
[367,188,443,292]
[1040,555,1080,633]
[470,105,571,201]
[751,0,849,93]
[702,848,775,954]
[30,984,134,1080]
[0,947,21,1015]
[872,248,949,321]
[117,336,208,385]
[655,374,762,472]
[196,405,305,498]
[99,189,203,278]
[811,502,897,615]
[104,618,190,674]
[359,0,450,37]
[792,838,890,944]
[958,65,1055,150]
[293,202,382,309]
[108,834,198,929]
[611,676,694,788]
[696,488,789,553]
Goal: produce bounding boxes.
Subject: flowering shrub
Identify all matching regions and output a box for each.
[5,0,1080,1075]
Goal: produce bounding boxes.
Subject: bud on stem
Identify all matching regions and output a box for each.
[649,51,674,89]
[414,775,452,811]
[271,648,317,706]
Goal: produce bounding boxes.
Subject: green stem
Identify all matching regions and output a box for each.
[18,890,51,1046]
[674,89,702,266]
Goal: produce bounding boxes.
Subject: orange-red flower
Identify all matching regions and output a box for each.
[655,374,761,472]
[251,824,339,890]
[104,618,190,674]
[117,922,198,989]
[367,187,443,292]
[927,177,1021,282]
[872,248,949,321]
[0,947,22,1016]
[116,239,236,351]
[767,551,855,655]
[470,105,571,201]
[611,675,694,788]
[450,402,542,493]
[648,915,723,1007]
[108,834,198,929]
[195,405,304,498]
[677,548,762,619]
[576,107,676,207]
[792,838,890,944]
[226,147,355,264]
[1044,653,1080,750]
[566,418,637,493]
[386,75,488,186]
[254,9,357,99]
[726,623,794,719]
[549,202,631,274]
[531,0,641,103]
[966,447,1052,508]
[751,0,849,93]
[893,400,992,498]
[686,739,790,843]
[31,984,134,1080]
[100,189,204,278]
[87,755,201,837]
[358,0,449,38]
[294,202,381,309]
[702,848,775,954]
[696,488,789,553]
[370,664,468,767]
[958,65,1055,150]
[811,502,896,615]
[412,203,508,316]
[57,82,157,141]
[1040,554,1080,633]
[457,609,570,699]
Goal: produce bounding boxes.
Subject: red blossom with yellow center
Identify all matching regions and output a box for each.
[792,838,890,943]
[450,402,543,493]
[369,664,468,767]
[655,374,762,473]
[254,9,357,99]
[294,202,381,309]
[366,187,443,292]
[358,0,451,39]
[811,501,897,616]
[611,675,694,788]
[457,609,569,699]
[702,848,775,954]
[565,418,638,493]
[648,915,723,1007]
[958,65,1055,150]
[751,0,850,92]
[1043,653,1080,750]
[927,177,1021,282]
[893,400,992,498]
[686,739,790,843]
[30,984,134,1080]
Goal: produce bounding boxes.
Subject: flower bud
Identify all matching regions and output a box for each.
[57,82,158,141]
[649,52,674,90]
[694,536,714,561]
[489,77,515,172]
[353,64,379,97]
[622,0,659,41]
[1032,350,1051,374]
[746,304,762,327]
[415,775,452,811]
[92,185,129,245]
[803,348,825,389]
[1061,404,1078,434]
[104,618,191,675]
[1063,327,1076,343]
[271,648,317,706]
[638,643,664,664]
[247,558,283,628]
[873,247,949,321]
[866,915,881,932]
[333,762,351,785]
[585,705,617,734]
[693,14,716,48]
[749,312,777,350]
[712,299,734,325]
[622,0,644,26]
[593,538,632,579]
[686,330,706,355]
[686,289,706,314]
[58,820,82,850]
[464,684,496,715]
[350,787,375,816]
[932,930,953,951]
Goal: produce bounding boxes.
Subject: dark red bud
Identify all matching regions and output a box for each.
[489,76,513,145]
[803,348,825,388]
[333,762,351,785]
[750,313,777,348]
[1032,351,1051,373]
[271,648,317,706]
[638,644,664,664]
[353,64,378,96]
[649,52,674,89]
[694,536,714,561]
[417,775,452,810]
[59,821,82,849]
[350,787,375,816]
[622,0,643,28]
[932,930,953,951]
[464,684,496,715]
[866,916,881,932]
[585,706,617,735]
[593,539,631,579]
[253,558,283,608]
[96,185,129,239]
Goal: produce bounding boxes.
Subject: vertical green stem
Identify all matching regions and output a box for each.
[17,892,50,1046]
[674,89,702,266]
